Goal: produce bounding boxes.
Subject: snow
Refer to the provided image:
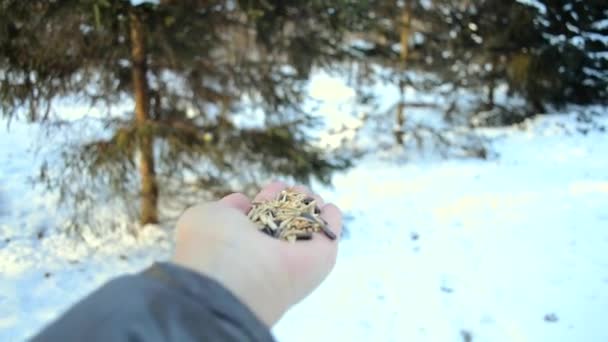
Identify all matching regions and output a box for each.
[515,0,547,15]
[592,19,608,31]
[0,121,171,340]
[275,112,608,342]
[306,72,362,150]
[583,67,607,79]
[130,0,160,5]
[583,32,608,44]
[1,97,608,340]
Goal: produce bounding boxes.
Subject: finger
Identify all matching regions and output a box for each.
[282,236,337,270]
[280,202,342,252]
[278,222,340,296]
[219,193,252,214]
[290,185,324,207]
[320,203,343,240]
[253,180,288,203]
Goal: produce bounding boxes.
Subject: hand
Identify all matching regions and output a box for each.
[172,181,342,326]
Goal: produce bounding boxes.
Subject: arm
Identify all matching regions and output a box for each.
[33,181,341,341]
[32,262,275,342]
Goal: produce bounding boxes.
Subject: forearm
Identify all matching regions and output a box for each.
[32,262,275,342]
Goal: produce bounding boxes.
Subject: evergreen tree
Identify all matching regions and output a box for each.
[516,0,608,106]
[347,0,606,128]
[0,0,365,227]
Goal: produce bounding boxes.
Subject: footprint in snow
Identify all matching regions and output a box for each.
[544,313,558,323]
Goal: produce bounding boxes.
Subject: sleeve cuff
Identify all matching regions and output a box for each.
[142,262,275,342]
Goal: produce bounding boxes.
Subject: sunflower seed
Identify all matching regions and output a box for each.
[320,224,337,240]
[296,232,313,240]
[302,197,314,205]
[248,188,334,242]
[299,212,319,223]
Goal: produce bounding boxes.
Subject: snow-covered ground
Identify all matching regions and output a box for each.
[275,112,608,342]
[1,103,608,341]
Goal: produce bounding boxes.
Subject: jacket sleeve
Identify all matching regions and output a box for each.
[31,262,276,342]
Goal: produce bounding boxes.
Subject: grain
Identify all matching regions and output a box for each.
[247,188,336,243]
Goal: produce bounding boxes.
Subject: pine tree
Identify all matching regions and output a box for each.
[0,0,365,227]
[346,0,606,128]
[516,0,608,106]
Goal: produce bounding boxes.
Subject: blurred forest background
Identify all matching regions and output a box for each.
[1,0,606,230]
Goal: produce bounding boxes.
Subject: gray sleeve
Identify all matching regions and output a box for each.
[31,262,276,342]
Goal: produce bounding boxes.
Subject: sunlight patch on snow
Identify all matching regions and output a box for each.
[308,73,355,102]
[0,315,17,330]
[432,192,541,229]
[306,72,363,150]
[569,181,608,195]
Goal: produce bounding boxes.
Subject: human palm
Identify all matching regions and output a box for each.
[173,181,342,326]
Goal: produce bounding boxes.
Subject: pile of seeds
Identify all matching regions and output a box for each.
[247,189,336,243]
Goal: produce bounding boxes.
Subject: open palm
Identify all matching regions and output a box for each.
[173,181,342,326]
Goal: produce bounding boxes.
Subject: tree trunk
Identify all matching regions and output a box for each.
[130,10,158,225]
[486,55,497,110]
[399,6,411,64]
[395,3,412,145]
[487,80,495,109]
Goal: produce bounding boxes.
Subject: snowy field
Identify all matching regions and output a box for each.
[1,103,608,341]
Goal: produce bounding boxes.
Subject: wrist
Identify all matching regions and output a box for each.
[172,233,291,326]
